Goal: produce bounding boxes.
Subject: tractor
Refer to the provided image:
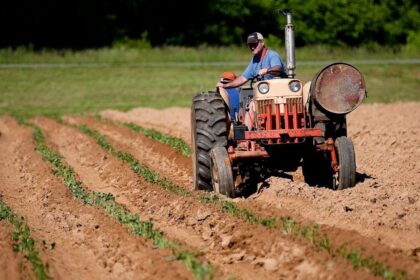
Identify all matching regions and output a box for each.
[191,10,366,198]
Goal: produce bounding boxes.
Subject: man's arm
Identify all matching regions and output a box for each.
[258,50,284,77]
[258,65,281,76]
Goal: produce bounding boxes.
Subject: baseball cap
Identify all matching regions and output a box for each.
[247,32,264,44]
[220,71,237,83]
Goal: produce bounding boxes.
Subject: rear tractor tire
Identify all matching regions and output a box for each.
[210,147,235,198]
[191,92,229,191]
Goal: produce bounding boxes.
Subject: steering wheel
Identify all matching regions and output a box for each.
[250,75,263,88]
[250,69,283,88]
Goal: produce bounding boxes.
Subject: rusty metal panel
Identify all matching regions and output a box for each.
[311,63,366,114]
[245,128,323,139]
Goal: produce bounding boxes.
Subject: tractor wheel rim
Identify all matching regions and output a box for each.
[211,162,220,193]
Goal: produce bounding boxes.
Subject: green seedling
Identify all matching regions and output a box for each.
[125,122,191,156]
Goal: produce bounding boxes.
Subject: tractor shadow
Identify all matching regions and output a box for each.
[355,172,375,183]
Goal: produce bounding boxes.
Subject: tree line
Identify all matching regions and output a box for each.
[1,0,419,49]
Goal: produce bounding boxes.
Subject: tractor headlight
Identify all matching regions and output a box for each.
[258,82,269,94]
[288,80,301,92]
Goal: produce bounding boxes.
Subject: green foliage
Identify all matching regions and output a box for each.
[320,235,330,251]
[199,193,220,204]
[3,0,420,49]
[405,30,420,51]
[0,200,51,280]
[221,201,276,227]
[264,34,283,51]
[338,245,408,280]
[280,216,297,235]
[260,216,277,228]
[177,251,214,280]
[112,32,152,50]
[279,0,420,48]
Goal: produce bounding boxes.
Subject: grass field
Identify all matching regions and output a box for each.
[0,47,419,118]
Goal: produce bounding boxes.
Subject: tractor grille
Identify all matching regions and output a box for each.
[256,97,303,114]
[255,97,305,130]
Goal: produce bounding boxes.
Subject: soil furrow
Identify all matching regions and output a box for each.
[62,115,378,279]
[76,117,192,192]
[99,103,420,277]
[0,116,191,280]
[0,221,34,280]
[101,107,191,145]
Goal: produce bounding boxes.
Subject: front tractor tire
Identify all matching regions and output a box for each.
[210,147,235,197]
[191,92,229,191]
[333,136,356,190]
[302,136,356,190]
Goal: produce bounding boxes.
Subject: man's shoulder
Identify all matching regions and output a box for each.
[267,49,281,57]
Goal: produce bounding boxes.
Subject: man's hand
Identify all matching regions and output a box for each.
[258,68,269,76]
[259,65,282,77]
[216,82,226,88]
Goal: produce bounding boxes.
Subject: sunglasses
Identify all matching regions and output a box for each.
[248,42,259,50]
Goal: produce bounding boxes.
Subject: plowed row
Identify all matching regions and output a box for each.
[0,102,418,279]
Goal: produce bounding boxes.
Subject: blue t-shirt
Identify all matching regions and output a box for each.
[242,49,286,80]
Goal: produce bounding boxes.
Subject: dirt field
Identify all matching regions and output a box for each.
[0,102,419,279]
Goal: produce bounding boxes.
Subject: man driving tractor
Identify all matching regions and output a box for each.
[217,32,286,130]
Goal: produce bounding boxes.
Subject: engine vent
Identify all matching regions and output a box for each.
[256,97,303,114]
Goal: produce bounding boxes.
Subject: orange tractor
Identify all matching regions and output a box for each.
[191,10,366,198]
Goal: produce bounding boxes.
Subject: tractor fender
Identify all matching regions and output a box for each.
[218,87,231,119]
[303,81,311,111]
[217,87,234,140]
[218,87,231,108]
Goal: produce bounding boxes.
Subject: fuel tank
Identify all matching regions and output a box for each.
[310,63,366,114]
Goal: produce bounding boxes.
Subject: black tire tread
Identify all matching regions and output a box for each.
[191,92,228,191]
[335,136,356,190]
[210,146,235,197]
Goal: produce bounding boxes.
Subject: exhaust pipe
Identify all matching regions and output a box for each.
[282,9,295,78]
